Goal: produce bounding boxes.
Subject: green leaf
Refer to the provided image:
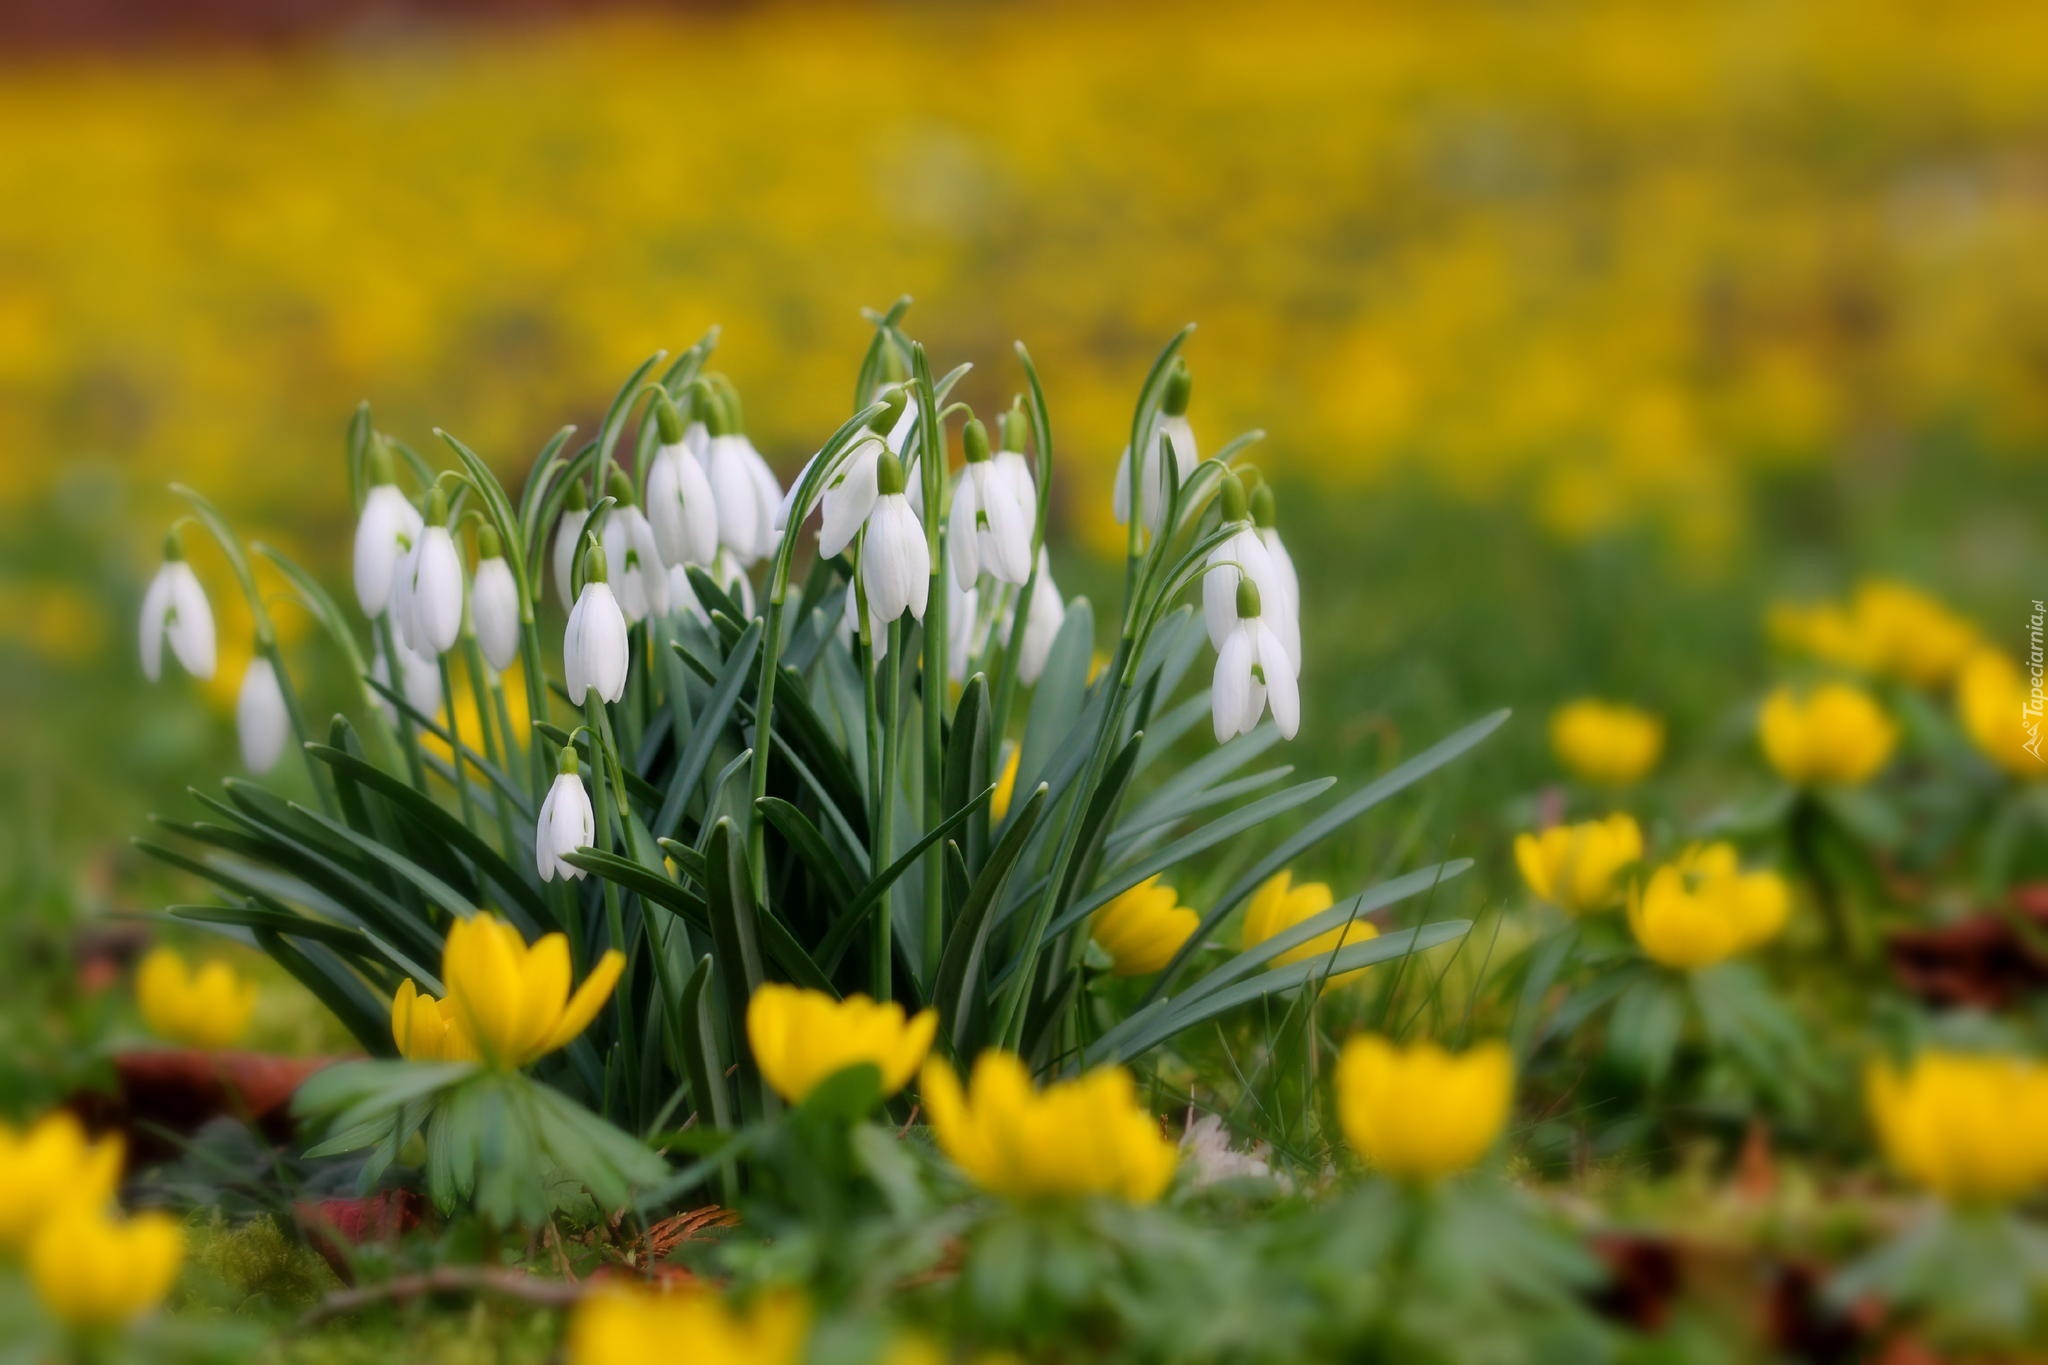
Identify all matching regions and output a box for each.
[655,623,763,839]
[933,784,1051,1056]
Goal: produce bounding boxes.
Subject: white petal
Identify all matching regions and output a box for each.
[568,583,630,703]
[648,446,720,568]
[1018,551,1065,684]
[236,658,290,773]
[977,468,1032,585]
[1255,623,1299,739]
[535,783,560,880]
[352,486,420,617]
[862,496,921,621]
[1111,445,1133,526]
[165,562,217,679]
[138,565,173,682]
[471,557,521,672]
[400,643,441,719]
[1213,627,1256,742]
[552,509,590,611]
[705,436,762,562]
[947,473,981,589]
[817,440,881,559]
[742,439,781,558]
[413,527,465,655]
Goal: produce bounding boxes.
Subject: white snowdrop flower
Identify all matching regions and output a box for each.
[598,474,669,624]
[235,656,290,774]
[470,526,521,672]
[536,748,596,883]
[371,641,441,724]
[400,494,465,656]
[948,418,1032,589]
[665,563,707,625]
[1112,358,1198,534]
[695,384,778,565]
[1250,484,1302,669]
[138,539,217,683]
[1017,547,1065,685]
[839,580,890,661]
[800,386,908,557]
[992,401,1039,528]
[861,451,930,624]
[564,545,630,705]
[647,392,720,569]
[1201,479,1289,658]
[1212,578,1299,743]
[551,483,591,611]
[352,446,423,618]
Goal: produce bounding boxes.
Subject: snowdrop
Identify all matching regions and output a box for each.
[646,391,720,570]
[138,537,217,683]
[564,545,630,705]
[1212,578,1299,743]
[696,382,779,565]
[1202,477,1293,665]
[397,491,464,656]
[551,481,591,611]
[817,387,907,558]
[352,444,423,618]
[992,400,1039,528]
[861,451,930,623]
[1112,358,1197,535]
[1017,547,1065,685]
[840,580,890,660]
[536,747,595,882]
[235,656,290,773]
[1250,484,1301,668]
[470,525,521,672]
[599,472,669,623]
[948,417,1032,588]
[371,640,442,724]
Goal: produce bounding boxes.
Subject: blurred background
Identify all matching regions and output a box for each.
[4,0,2047,1078]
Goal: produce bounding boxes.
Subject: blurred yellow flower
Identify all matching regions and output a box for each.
[989,744,1019,821]
[1628,842,1790,970]
[391,978,480,1063]
[135,946,258,1051]
[1768,581,1978,688]
[421,662,531,768]
[1241,870,1379,979]
[1335,1035,1513,1181]
[745,983,937,1105]
[28,1205,184,1331]
[1955,648,2045,780]
[567,1285,808,1365]
[1091,876,1199,976]
[1512,814,1642,915]
[1866,1051,2048,1204]
[1549,699,1663,786]
[402,912,624,1070]
[1758,683,1896,786]
[919,1051,1176,1203]
[0,1113,124,1253]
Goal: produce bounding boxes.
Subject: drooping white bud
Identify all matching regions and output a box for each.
[861,452,929,624]
[536,748,596,883]
[948,418,1031,589]
[1212,577,1298,743]
[1017,548,1065,686]
[564,546,630,705]
[470,546,521,673]
[235,657,290,773]
[352,483,423,618]
[139,546,217,683]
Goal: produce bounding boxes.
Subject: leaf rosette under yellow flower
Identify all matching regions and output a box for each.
[1866,1050,2048,1204]
[135,945,258,1051]
[567,1285,808,1365]
[1758,682,1897,786]
[1549,699,1664,786]
[0,1112,125,1253]
[1090,876,1199,976]
[1627,842,1790,970]
[1335,1035,1513,1182]
[391,912,623,1069]
[745,983,937,1105]
[1513,814,1642,915]
[1241,870,1379,981]
[28,1204,184,1330]
[919,1051,1177,1203]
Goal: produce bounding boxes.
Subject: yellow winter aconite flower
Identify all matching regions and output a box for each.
[1768,581,1978,688]
[134,946,258,1050]
[919,1051,1177,1203]
[745,983,937,1104]
[1090,876,1199,976]
[1866,1051,2048,1204]
[1242,870,1379,979]
[1955,649,2045,780]
[1512,814,1642,915]
[1335,1035,1513,1181]
[1549,699,1664,786]
[27,1205,184,1330]
[567,1285,808,1365]
[395,912,624,1070]
[1758,683,1897,786]
[0,1113,124,1252]
[990,744,1020,821]
[1628,842,1790,970]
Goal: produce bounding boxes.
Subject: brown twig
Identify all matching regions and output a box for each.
[295,1266,586,1328]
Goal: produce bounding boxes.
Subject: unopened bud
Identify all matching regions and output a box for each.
[1162,358,1192,417]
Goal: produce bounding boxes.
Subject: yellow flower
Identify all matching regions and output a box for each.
[1956,649,2045,780]
[402,912,624,1069]
[1090,876,1199,976]
[919,1051,1176,1203]
[745,983,937,1105]
[990,744,1019,821]
[567,1285,808,1365]
[1866,1051,2048,1204]
[0,1113,124,1253]
[1848,580,1979,688]
[1241,870,1380,979]
[1335,1035,1513,1181]
[135,946,258,1051]
[1512,814,1642,915]
[28,1205,184,1330]
[1627,842,1790,970]
[1758,683,1897,786]
[391,978,481,1063]
[1548,699,1663,786]
[1767,600,1875,672]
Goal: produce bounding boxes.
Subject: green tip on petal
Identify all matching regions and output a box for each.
[557,745,580,777]
[367,436,396,485]
[1163,357,1193,417]
[1000,399,1028,453]
[1235,576,1262,620]
[653,389,687,445]
[477,523,503,560]
[564,479,589,512]
[425,487,449,527]
[963,416,991,464]
[1219,475,1248,524]
[876,450,908,497]
[606,468,636,505]
[869,384,908,434]
[584,543,608,586]
[1250,484,1278,530]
